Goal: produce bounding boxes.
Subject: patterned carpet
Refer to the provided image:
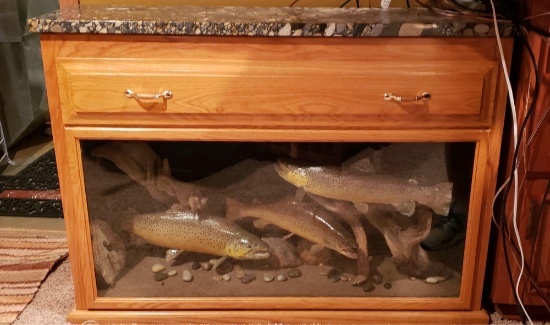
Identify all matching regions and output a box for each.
[0,228,68,324]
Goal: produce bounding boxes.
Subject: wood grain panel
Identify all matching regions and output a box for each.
[46,34,500,129]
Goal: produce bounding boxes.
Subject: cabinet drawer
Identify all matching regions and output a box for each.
[54,36,500,129]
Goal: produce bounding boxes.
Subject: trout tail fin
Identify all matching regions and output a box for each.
[225,197,245,221]
[429,182,453,216]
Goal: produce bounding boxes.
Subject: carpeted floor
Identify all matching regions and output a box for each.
[0,228,68,324]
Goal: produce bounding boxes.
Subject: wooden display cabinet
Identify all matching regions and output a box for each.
[38,5,513,323]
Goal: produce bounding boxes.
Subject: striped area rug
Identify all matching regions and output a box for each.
[0,228,68,324]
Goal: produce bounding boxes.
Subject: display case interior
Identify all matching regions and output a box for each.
[83,140,473,299]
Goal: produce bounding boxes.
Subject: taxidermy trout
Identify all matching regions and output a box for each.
[225,197,358,259]
[274,159,453,217]
[123,211,270,260]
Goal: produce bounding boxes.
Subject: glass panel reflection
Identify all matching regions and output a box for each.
[82,141,472,298]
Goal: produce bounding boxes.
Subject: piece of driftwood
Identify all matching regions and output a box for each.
[358,203,452,280]
[91,141,205,211]
[90,219,126,286]
[296,238,333,265]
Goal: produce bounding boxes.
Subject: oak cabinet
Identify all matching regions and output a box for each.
[41,32,512,324]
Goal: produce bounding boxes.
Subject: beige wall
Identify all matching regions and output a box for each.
[79,0,418,8]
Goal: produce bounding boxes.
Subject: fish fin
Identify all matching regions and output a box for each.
[165,249,183,261]
[252,219,270,230]
[429,182,454,216]
[211,256,228,269]
[225,197,244,221]
[282,233,295,240]
[392,200,416,216]
[353,202,369,214]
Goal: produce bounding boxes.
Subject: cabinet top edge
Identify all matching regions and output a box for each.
[27,5,515,38]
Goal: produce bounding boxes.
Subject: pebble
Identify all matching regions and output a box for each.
[277,274,287,282]
[213,274,223,281]
[241,274,256,284]
[329,275,340,283]
[168,270,177,277]
[372,272,383,284]
[152,264,165,273]
[182,270,193,282]
[154,272,169,282]
[234,265,246,279]
[410,277,416,281]
[326,268,340,278]
[191,261,201,270]
[340,275,349,282]
[287,268,302,278]
[383,282,392,289]
[201,262,213,271]
[425,277,440,284]
[362,281,375,292]
[222,274,231,281]
[263,273,274,282]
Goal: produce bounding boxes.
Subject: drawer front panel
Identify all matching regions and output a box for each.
[55,37,499,129]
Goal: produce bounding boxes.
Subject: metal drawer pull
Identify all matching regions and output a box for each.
[384,92,431,102]
[124,89,173,100]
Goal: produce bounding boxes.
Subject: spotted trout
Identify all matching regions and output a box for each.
[274,159,453,216]
[123,211,270,260]
[225,196,358,259]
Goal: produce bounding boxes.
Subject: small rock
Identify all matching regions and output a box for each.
[201,262,213,271]
[410,277,416,281]
[152,264,165,273]
[383,282,392,289]
[209,258,219,265]
[168,270,177,277]
[263,273,274,282]
[372,272,383,284]
[277,274,287,282]
[340,275,349,282]
[287,268,302,278]
[154,272,169,281]
[213,274,223,281]
[182,270,193,282]
[234,265,246,279]
[241,274,256,284]
[191,261,201,270]
[425,277,440,284]
[362,281,375,292]
[329,275,340,283]
[215,259,234,275]
[326,268,340,278]
[222,274,231,281]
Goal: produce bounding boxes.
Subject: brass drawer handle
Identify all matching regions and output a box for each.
[384,92,431,102]
[124,89,173,100]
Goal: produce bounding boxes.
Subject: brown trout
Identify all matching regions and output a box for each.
[123,211,270,260]
[225,196,358,259]
[274,159,453,216]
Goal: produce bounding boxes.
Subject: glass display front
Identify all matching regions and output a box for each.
[82,141,473,298]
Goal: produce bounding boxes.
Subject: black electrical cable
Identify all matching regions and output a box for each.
[289,0,300,7]
[497,26,541,324]
[356,0,360,8]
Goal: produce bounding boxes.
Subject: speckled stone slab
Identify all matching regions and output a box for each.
[27,5,514,37]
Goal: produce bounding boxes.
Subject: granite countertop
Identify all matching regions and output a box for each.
[27,5,514,37]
